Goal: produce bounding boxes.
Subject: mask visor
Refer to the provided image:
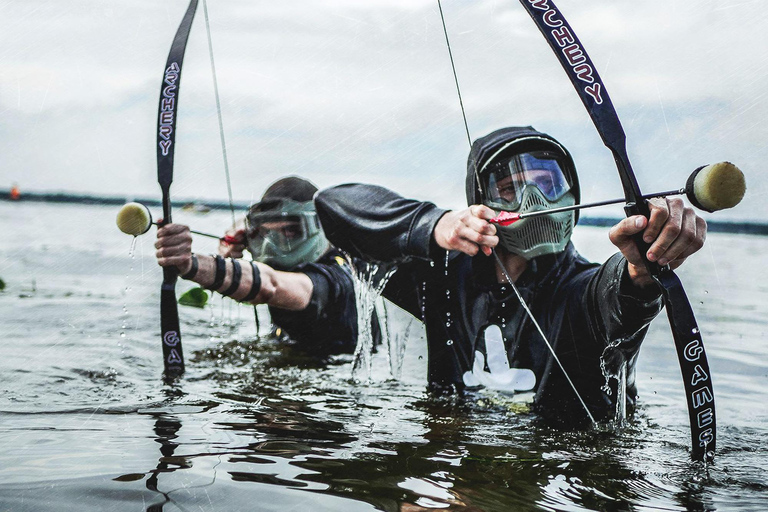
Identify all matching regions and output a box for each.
[246,212,317,257]
[484,151,571,210]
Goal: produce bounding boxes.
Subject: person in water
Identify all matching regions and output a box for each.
[155,176,376,355]
[314,126,707,425]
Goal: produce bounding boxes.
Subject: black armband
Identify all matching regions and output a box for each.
[242,262,262,302]
[181,254,199,280]
[206,254,227,291]
[221,259,242,297]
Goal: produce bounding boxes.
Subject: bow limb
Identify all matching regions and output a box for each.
[156,0,199,378]
[518,0,716,462]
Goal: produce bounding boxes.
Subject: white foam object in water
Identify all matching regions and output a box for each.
[462,324,536,392]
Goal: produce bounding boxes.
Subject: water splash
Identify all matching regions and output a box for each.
[380,300,413,380]
[348,259,396,381]
[600,340,629,426]
[615,360,627,426]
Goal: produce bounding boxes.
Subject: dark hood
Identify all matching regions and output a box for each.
[465,126,581,218]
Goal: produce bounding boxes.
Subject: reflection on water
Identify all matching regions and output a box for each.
[0,203,767,511]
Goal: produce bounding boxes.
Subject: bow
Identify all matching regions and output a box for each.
[518,0,715,462]
[156,0,200,377]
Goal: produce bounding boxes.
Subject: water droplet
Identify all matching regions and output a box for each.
[692,327,699,335]
[446,340,453,346]
[120,332,125,338]
[445,321,451,328]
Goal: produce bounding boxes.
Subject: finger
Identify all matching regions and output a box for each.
[156,253,191,269]
[658,209,705,266]
[219,243,245,258]
[609,215,647,242]
[456,221,498,248]
[607,216,649,268]
[155,237,192,257]
[669,216,707,270]
[470,204,498,221]
[642,198,670,244]
[655,208,694,266]
[646,198,685,262]
[154,230,192,250]
[608,215,647,253]
[156,223,189,239]
[454,238,480,256]
[465,215,497,237]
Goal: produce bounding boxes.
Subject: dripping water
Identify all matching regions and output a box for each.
[380,300,413,380]
[348,259,396,381]
[443,250,454,348]
[600,340,629,427]
[119,236,139,350]
[615,360,627,426]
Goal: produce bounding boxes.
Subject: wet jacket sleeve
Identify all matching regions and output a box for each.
[315,184,448,264]
[268,259,359,353]
[584,252,664,346]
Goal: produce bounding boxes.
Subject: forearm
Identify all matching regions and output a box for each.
[315,184,447,263]
[180,254,312,310]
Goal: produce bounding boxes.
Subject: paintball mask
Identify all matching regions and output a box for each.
[245,198,329,270]
[481,149,576,259]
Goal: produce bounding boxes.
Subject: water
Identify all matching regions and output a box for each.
[1,201,767,511]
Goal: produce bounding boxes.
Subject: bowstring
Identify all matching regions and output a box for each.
[437,0,595,425]
[204,0,251,331]
[203,0,236,226]
[492,252,596,424]
[437,0,472,148]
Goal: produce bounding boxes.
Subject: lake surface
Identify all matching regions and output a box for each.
[1,201,766,511]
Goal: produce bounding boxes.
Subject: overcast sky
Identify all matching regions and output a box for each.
[1,0,765,221]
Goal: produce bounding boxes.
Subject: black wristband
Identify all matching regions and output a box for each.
[242,262,262,302]
[207,255,227,291]
[221,259,242,297]
[180,254,199,280]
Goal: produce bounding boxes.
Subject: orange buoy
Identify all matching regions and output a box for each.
[9,184,20,200]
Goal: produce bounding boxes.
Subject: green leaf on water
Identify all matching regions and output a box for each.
[178,287,208,308]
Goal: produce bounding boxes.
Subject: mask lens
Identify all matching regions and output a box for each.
[247,214,307,252]
[485,151,571,208]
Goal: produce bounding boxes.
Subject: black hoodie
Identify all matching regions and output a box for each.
[314,127,663,426]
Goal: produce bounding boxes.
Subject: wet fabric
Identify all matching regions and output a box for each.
[268,249,380,356]
[315,184,663,425]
